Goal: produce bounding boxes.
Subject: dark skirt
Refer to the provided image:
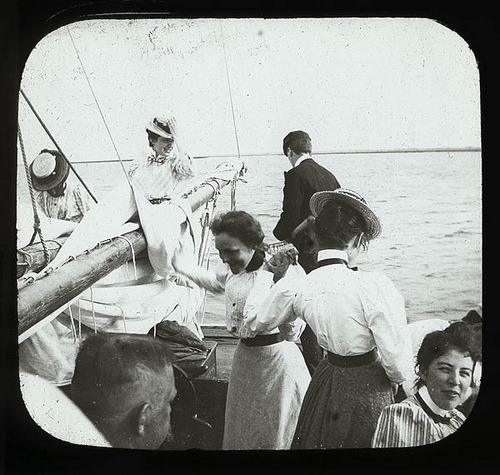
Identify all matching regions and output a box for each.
[291,355,394,449]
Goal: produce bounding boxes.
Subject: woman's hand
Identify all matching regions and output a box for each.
[264,246,298,282]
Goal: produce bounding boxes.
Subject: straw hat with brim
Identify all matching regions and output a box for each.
[146,117,174,140]
[309,188,382,240]
[29,152,70,191]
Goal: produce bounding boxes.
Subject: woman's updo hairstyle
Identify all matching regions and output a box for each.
[210,211,265,271]
[314,202,370,250]
[210,210,265,250]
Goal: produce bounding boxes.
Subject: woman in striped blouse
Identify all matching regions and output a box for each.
[372,322,481,447]
[31,149,92,223]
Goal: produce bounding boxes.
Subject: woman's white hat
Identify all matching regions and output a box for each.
[309,188,382,239]
[146,117,174,139]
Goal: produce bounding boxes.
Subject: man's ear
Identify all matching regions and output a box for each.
[135,402,152,437]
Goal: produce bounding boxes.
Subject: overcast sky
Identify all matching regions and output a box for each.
[18,18,480,162]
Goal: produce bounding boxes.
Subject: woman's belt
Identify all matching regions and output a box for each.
[241,333,284,347]
[327,348,377,368]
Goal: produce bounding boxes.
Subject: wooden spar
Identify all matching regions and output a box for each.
[17,176,232,338]
[17,237,69,278]
[18,230,146,337]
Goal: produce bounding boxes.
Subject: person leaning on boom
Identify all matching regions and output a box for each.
[273,130,341,375]
[29,149,93,223]
[18,149,94,389]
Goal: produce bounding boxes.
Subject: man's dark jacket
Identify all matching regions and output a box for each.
[273,157,340,375]
[273,158,340,248]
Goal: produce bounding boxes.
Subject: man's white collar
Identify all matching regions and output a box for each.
[293,154,311,167]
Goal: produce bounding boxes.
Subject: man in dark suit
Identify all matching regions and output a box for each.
[273,130,341,374]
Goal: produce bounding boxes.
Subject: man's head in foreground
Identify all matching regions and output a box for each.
[71,333,176,450]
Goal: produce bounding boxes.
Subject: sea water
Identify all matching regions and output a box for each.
[17,151,482,325]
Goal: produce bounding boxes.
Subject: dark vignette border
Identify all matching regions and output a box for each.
[2,2,491,474]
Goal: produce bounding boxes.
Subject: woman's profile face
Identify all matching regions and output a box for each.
[151,136,175,158]
[420,348,474,411]
[214,232,255,275]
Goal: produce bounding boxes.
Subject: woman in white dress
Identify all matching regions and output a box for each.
[172,210,311,450]
[128,116,195,203]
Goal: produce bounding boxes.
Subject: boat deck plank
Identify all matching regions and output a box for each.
[201,327,238,380]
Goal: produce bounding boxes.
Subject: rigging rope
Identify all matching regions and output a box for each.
[195,189,219,326]
[19,89,99,204]
[66,26,132,187]
[219,20,242,161]
[219,20,245,211]
[18,124,50,265]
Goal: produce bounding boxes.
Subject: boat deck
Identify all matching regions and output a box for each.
[167,327,238,449]
[200,327,238,380]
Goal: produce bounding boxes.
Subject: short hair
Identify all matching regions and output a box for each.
[283,131,312,156]
[415,323,481,388]
[71,333,175,418]
[210,210,265,250]
[443,321,482,362]
[314,202,370,250]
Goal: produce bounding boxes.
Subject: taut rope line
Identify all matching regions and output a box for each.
[219,20,246,211]
[17,123,50,265]
[66,26,132,187]
[19,88,98,204]
[219,20,242,161]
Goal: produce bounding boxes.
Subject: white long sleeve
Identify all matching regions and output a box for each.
[172,250,226,294]
[362,274,413,383]
[243,264,306,338]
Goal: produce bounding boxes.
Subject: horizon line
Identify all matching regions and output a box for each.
[48,147,481,164]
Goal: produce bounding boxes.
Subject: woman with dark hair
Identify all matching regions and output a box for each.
[247,189,413,449]
[172,210,311,450]
[372,322,481,447]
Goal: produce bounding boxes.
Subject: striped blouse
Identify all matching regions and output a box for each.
[372,388,466,447]
[36,181,92,223]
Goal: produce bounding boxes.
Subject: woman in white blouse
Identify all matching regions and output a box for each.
[372,322,481,447]
[172,210,311,450]
[245,189,413,449]
[128,116,195,203]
